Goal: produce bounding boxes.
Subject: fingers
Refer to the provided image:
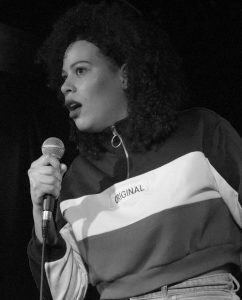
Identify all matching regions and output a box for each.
[31,181,62,200]
[29,155,67,180]
[28,155,67,207]
[38,173,61,185]
[60,163,67,176]
[34,166,63,181]
[30,155,61,169]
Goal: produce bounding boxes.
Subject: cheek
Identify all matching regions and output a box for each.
[86,75,118,106]
[79,75,107,101]
[91,74,112,95]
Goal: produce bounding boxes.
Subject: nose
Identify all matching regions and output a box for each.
[60,77,76,95]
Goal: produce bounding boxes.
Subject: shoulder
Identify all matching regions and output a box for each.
[177,107,224,126]
[177,105,242,141]
[169,106,242,157]
[176,107,235,138]
[179,106,241,138]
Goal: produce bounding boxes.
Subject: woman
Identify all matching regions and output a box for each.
[27,1,242,299]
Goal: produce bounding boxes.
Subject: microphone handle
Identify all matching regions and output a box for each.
[43,194,55,212]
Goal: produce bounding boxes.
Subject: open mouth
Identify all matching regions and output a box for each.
[67,101,82,111]
[65,100,82,118]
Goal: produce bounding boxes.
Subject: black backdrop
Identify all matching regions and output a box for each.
[0,1,241,299]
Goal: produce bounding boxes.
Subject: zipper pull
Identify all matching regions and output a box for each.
[110,125,130,179]
[111,125,122,148]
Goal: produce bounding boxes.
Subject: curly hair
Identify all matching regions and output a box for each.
[38,0,186,158]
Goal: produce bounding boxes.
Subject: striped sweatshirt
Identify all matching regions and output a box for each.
[28,107,242,300]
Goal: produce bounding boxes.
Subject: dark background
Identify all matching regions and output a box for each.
[0,0,241,299]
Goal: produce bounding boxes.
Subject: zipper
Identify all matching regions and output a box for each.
[111,125,130,179]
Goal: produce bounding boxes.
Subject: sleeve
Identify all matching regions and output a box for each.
[27,229,66,300]
[27,207,88,300]
[204,114,242,228]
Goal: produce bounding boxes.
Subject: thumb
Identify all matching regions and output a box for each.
[60,163,67,176]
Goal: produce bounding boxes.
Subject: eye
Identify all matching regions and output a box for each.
[75,67,87,76]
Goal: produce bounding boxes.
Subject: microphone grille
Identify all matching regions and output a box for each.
[42,137,65,160]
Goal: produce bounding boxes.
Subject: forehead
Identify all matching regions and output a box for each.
[63,40,102,68]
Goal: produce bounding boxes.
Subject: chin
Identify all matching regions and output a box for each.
[74,118,99,133]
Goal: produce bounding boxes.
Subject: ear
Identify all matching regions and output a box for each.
[120,64,128,89]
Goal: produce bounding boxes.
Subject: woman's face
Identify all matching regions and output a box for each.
[61,40,128,132]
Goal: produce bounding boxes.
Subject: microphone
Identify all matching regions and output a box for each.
[41,137,65,227]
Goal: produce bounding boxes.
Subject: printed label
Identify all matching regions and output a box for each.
[110,183,146,207]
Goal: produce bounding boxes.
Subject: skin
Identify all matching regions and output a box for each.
[29,40,128,243]
[61,40,128,132]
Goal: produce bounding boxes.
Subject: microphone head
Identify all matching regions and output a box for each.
[42,137,65,160]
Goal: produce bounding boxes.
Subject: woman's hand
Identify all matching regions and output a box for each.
[28,155,67,210]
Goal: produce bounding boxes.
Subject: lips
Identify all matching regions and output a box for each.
[66,100,82,111]
[65,100,82,118]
